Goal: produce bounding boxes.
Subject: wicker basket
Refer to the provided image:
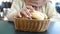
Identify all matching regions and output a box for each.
[14,16,50,32]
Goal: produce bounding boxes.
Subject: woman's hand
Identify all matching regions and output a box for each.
[18,6,34,18]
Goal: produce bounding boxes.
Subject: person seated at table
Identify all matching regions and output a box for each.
[5,0,59,21]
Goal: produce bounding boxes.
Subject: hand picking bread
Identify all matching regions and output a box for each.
[31,11,48,20]
[16,9,48,20]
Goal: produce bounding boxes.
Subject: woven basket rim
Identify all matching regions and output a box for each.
[14,16,50,21]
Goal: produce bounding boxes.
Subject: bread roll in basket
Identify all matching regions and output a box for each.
[14,11,50,32]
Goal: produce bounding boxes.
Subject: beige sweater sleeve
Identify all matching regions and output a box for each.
[46,2,59,21]
[6,0,26,21]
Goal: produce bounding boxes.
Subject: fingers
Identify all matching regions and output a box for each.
[20,9,29,17]
[25,8,32,17]
[26,6,34,12]
[18,12,22,17]
[20,8,32,18]
[19,6,35,18]
[21,11,29,17]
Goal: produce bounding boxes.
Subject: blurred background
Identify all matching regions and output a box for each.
[0,0,12,20]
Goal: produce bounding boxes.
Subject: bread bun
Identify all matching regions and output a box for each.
[31,11,48,20]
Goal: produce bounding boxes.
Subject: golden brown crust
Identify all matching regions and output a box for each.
[31,11,48,20]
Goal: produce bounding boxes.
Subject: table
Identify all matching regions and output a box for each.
[0,20,60,34]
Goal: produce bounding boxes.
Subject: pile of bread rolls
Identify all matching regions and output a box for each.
[31,11,48,20]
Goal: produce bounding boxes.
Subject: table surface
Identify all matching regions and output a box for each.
[0,20,60,34]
